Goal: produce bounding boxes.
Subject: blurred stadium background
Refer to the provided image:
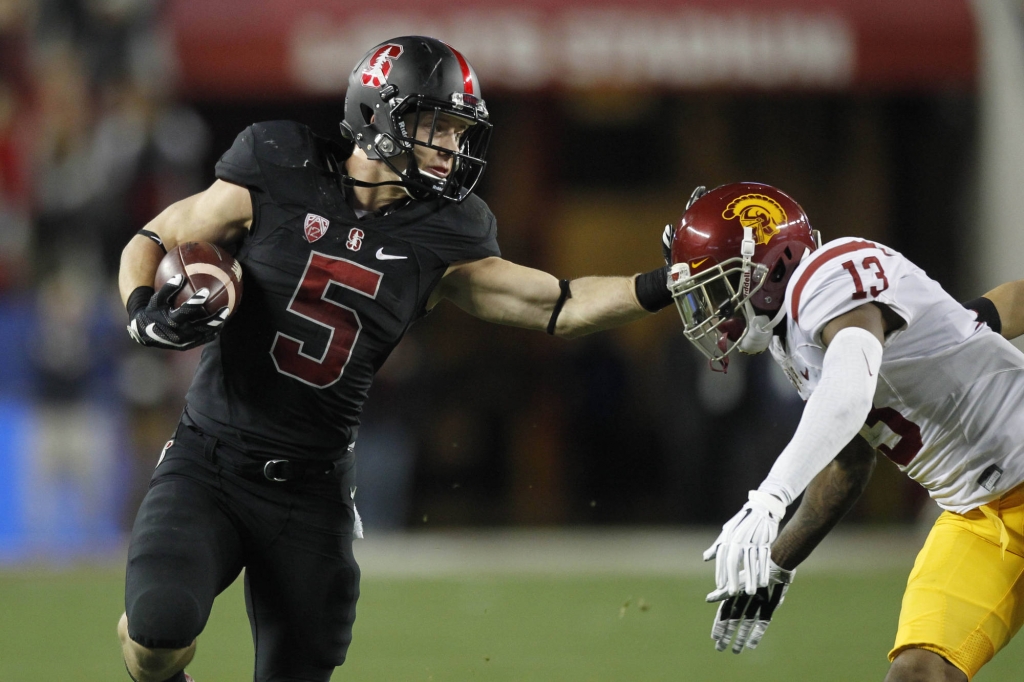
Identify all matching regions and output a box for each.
[1,0,1024,679]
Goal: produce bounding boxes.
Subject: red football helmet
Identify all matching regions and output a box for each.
[668,182,819,371]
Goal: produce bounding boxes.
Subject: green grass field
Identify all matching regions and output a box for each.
[1,561,1021,681]
[2,528,1024,675]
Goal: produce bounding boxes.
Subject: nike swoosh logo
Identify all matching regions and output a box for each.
[375,247,407,261]
[145,323,189,348]
[691,257,709,268]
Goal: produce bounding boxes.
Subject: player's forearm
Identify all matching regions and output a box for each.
[119,235,166,307]
[982,280,1024,340]
[118,197,201,308]
[770,440,876,571]
[759,328,881,505]
[553,275,649,338]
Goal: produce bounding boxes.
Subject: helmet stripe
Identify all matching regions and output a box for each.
[442,42,475,95]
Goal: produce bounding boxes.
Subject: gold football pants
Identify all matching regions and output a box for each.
[890,482,1024,679]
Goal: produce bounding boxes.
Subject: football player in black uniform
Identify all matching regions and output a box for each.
[115,36,676,682]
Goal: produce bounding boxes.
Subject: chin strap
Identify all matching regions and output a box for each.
[740,227,756,296]
[738,304,788,354]
[738,246,811,354]
[341,176,408,190]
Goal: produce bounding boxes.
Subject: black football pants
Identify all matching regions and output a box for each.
[124,421,359,682]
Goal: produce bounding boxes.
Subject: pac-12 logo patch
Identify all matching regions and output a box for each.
[304,213,330,243]
[346,228,365,251]
[361,44,404,88]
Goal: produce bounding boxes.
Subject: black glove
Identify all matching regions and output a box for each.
[661,222,674,265]
[126,274,227,350]
[664,185,709,264]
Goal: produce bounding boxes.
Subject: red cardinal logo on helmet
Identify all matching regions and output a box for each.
[361,44,405,88]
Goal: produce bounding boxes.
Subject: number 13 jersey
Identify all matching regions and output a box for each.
[769,236,1024,512]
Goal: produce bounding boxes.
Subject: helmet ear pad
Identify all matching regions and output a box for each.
[749,241,806,314]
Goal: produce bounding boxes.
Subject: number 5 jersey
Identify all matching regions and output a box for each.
[183,121,500,459]
[770,237,1024,513]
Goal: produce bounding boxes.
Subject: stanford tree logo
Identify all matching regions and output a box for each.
[361,44,404,88]
[346,228,364,252]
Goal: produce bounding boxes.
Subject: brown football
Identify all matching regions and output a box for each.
[154,242,243,318]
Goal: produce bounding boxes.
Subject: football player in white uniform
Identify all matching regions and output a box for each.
[666,182,1024,681]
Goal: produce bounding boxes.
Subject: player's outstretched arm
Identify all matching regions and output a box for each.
[118,179,253,307]
[435,257,664,337]
[978,279,1024,340]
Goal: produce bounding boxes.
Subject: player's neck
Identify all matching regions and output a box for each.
[344,151,410,213]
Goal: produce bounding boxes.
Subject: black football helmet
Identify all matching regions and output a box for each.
[341,36,491,203]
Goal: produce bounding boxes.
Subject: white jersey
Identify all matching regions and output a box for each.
[769,237,1024,513]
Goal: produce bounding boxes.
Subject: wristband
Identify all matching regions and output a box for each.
[962,296,1002,335]
[126,286,155,317]
[635,266,673,312]
[138,229,166,253]
[546,279,572,335]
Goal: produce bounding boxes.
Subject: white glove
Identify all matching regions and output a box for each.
[703,490,787,600]
[711,560,795,653]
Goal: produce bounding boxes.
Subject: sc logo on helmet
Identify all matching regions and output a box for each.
[722,194,788,246]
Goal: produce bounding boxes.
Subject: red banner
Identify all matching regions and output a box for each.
[168,0,975,98]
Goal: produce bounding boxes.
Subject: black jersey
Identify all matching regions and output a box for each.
[184,121,500,459]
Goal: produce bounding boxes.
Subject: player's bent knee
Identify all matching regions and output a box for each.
[126,586,205,650]
[886,649,967,682]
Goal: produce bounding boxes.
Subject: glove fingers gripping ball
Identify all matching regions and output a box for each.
[154,242,243,322]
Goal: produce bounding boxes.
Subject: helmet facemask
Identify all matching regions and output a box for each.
[669,254,770,373]
[365,94,491,203]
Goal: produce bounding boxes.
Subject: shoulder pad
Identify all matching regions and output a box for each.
[447,194,495,232]
[216,126,261,189]
[421,194,501,262]
[249,121,317,169]
[789,239,908,342]
[215,121,318,191]
[217,120,349,208]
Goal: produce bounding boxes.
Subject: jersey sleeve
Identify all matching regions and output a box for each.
[215,125,264,191]
[460,205,500,261]
[215,121,319,196]
[789,239,914,344]
[422,194,501,264]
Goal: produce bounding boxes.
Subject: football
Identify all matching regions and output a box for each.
[154,242,244,318]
